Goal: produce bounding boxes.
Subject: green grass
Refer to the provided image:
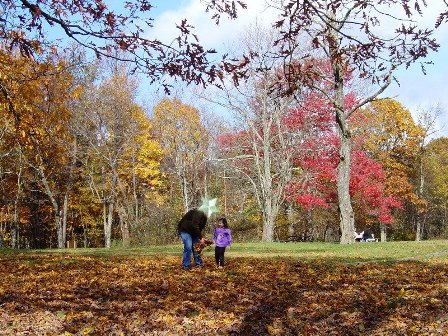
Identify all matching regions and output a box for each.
[225,240,448,263]
[2,240,448,263]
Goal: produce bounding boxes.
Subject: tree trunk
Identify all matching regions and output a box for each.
[38,164,65,248]
[116,173,133,248]
[62,192,69,245]
[443,206,447,237]
[416,158,425,241]
[380,223,387,242]
[203,161,208,199]
[105,201,113,248]
[102,199,107,243]
[181,173,189,213]
[223,170,227,217]
[62,138,77,245]
[104,165,117,248]
[132,154,139,221]
[83,223,88,248]
[12,183,21,249]
[260,115,278,242]
[286,202,295,239]
[262,211,276,242]
[56,212,64,248]
[329,17,355,244]
[11,218,19,249]
[416,219,422,241]
[118,205,130,247]
[261,194,276,242]
[337,127,355,244]
[12,149,23,249]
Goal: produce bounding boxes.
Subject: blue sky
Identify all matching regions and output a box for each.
[149,0,448,134]
[37,1,447,133]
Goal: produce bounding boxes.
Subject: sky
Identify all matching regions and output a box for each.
[148,0,448,135]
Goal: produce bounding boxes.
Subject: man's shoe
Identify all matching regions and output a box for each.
[181,266,191,271]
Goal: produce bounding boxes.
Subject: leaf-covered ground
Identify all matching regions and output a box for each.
[1,253,447,335]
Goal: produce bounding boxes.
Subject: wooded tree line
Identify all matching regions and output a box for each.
[0,48,447,248]
[1,0,447,247]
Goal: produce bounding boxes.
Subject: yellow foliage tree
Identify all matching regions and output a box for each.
[0,47,76,248]
[359,99,424,205]
[356,99,426,239]
[152,98,209,213]
[73,64,164,247]
[119,104,164,242]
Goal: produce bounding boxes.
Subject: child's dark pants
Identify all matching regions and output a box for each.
[215,246,226,266]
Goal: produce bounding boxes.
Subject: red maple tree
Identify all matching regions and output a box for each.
[284,89,402,226]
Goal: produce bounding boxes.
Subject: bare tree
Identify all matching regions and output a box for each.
[203,26,300,241]
[262,0,440,243]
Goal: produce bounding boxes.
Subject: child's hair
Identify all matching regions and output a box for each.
[218,217,229,228]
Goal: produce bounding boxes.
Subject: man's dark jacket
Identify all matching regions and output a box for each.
[177,209,207,238]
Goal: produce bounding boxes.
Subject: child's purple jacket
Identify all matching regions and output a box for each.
[213,227,232,247]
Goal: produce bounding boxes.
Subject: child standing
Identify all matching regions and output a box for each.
[213,217,232,268]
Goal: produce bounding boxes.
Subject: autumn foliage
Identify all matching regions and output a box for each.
[283,92,402,225]
[0,253,447,335]
[1,0,247,90]
[1,1,448,247]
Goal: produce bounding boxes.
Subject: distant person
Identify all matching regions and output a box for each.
[213,217,232,269]
[177,209,208,270]
[362,230,373,241]
[362,230,377,242]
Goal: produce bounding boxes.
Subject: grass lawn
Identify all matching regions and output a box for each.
[15,239,448,263]
[1,240,447,335]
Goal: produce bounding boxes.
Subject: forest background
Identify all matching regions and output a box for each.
[1,0,448,249]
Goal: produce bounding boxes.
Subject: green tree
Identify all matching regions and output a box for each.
[423,137,448,238]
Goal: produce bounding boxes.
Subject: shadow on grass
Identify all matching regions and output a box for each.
[1,250,448,334]
[224,258,448,335]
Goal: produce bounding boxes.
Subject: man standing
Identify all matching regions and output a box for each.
[177,209,207,270]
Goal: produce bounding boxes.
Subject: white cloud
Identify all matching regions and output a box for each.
[386,1,448,132]
[150,0,277,52]
[149,0,448,133]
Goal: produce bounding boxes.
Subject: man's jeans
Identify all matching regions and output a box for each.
[180,231,203,268]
